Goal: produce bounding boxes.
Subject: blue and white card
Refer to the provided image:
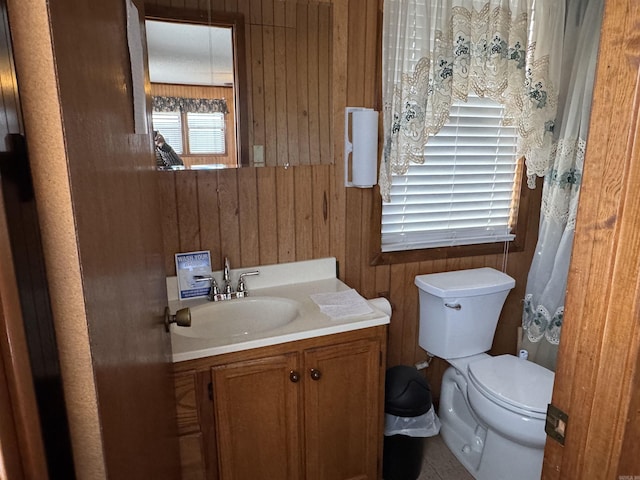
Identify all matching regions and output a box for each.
[175,250,212,300]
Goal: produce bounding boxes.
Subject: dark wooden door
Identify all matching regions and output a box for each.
[6,0,181,478]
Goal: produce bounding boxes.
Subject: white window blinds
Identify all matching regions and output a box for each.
[381,95,520,252]
[186,112,226,155]
[152,111,183,154]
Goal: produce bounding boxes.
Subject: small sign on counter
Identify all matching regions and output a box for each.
[175,250,212,300]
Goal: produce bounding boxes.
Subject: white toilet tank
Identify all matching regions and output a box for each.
[415,268,515,359]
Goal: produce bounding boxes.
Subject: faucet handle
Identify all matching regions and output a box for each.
[237,270,260,294]
[193,275,219,300]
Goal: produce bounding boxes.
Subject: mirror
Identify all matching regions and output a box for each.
[145,1,333,170]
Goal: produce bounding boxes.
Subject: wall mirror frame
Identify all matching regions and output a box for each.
[145,1,334,170]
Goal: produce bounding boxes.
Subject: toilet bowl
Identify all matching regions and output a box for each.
[415,268,555,480]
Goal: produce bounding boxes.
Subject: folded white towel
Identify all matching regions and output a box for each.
[310,289,374,320]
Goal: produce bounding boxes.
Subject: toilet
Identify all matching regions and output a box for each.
[415,267,554,480]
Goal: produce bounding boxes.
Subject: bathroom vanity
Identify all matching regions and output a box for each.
[167,258,390,480]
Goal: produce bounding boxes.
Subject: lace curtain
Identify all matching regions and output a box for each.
[380,0,565,202]
[521,0,603,371]
[152,96,229,114]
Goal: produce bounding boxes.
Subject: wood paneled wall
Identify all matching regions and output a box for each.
[155,0,541,399]
[152,83,237,167]
[146,0,332,167]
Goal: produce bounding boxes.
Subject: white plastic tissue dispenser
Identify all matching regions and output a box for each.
[344,107,379,188]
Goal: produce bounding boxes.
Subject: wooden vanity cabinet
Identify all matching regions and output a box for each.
[172,326,387,480]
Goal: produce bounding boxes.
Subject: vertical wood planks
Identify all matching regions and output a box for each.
[256,166,278,265]
[285,19,299,166]
[250,23,265,163]
[330,0,349,274]
[387,263,406,368]
[306,2,321,165]
[216,169,241,265]
[196,170,222,271]
[296,4,310,165]
[276,166,296,262]
[294,166,314,260]
[237,168,260,266]
[175,171,201,253]
[157,172,180,274]
[154,1,539,405]
[344,189,363,291]
[311,165,331,258]
[318,2,332,164]
[274,25,289,166]
[262,24,277,166]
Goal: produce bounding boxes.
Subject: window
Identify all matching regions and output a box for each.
[152,111,183,154]
[186,112,226,155]
[381,95,522,253]
[152,111,226,156]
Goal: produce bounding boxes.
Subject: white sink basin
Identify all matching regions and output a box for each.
[172,297,301,339]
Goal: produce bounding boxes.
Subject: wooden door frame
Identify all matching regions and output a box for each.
[0,188,48,480]
[542,0,640,478]
[0,0,50,476]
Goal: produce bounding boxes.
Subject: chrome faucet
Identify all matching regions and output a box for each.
[195,258,260,301]
[223,257,232,294]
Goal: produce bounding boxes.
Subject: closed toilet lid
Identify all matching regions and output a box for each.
[468,355,554,415]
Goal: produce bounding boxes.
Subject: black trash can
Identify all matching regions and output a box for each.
[382,365,432,480]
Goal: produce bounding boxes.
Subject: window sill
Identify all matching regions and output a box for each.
[370,239,524,266]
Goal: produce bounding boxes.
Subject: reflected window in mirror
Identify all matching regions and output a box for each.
[146,19,242,170]
[144,1,333,169]
[151,110,227,156]
[152,111,183,154]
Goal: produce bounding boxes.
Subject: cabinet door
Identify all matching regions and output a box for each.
[211,352,302,480]
[304,338,383,480]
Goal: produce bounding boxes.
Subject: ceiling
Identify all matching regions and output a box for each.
[145,20,234,86]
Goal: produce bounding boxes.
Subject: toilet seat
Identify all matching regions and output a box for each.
[468,355,554,420]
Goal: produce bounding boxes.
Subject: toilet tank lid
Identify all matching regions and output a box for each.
[415,268,515,297]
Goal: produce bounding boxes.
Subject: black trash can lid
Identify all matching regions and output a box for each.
[384,365,432,417]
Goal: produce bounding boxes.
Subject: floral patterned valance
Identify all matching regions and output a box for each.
[380,0,566,201]
[152,96,229,114]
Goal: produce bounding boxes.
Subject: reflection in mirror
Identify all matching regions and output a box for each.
[145,1,332,170]
[147,19,242,170]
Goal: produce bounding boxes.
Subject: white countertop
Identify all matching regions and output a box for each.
[167,258,391,362]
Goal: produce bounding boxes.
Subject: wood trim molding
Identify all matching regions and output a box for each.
[6,0,106,477]
[0,185,48,480]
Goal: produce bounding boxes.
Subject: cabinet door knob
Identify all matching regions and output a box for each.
[289,370,300,383]
[310,368,322,381]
